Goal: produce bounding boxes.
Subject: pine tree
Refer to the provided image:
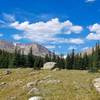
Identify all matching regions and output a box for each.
[44,54,51,63]
[95,41,100,69]
[28,47,34,67]
[82,52,89,70]
[66,54,72,69]
[69,49,75,69]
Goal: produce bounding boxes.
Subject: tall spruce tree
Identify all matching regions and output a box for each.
[28,47,34,67]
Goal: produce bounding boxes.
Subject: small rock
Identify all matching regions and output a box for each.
[0,82,6,86]
[53,68,60,71]
[28,96,44,100]
[24,80,39,90]
[28,87,40,95]
[46,79,61,84]
[42,75,52,80]
[10,96,17,100]
[4,70,11,75]
[93,78,100,92]
[26,81,38,88]
[29,71,39,76]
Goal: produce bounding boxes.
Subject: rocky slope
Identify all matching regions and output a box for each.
[0,40,51,57]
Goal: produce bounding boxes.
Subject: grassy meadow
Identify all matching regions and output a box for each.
[0,68,100,100]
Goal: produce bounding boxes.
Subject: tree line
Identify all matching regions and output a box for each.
[65,42,100,72]
[0,42,99,71]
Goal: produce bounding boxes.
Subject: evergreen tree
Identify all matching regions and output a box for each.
[70,49,75,69]
[28,47,34,67]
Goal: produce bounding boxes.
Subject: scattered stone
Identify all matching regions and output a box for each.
[4,70,11,75]
[26,81,38,88]
[0,82,6,86]
[28,96,44,100]
[28,87,40,95]
[29,71,40,76]
[39,78,61,85]
[23,80,40,90]
[53,68,60,71]
[10,96,17,100]
[42,75,52,80]
[93,78,100,92]
[42,62,57,70]
[27,81,36,88]
[44,79,61,84]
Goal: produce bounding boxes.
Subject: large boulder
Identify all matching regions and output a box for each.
[28,96,44,100]
[42,62,57,70]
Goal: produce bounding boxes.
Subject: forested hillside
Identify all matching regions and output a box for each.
[0,42,99,71]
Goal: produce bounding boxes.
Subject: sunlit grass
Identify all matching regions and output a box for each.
[0,68,100,100]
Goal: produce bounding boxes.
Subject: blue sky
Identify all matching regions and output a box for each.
[0,0,100,55]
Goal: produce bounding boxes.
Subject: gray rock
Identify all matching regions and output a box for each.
[42,62,57,70]
[10,96,17,100]
[0,82,6,86]
[4,70,11,75]
[93,78,100,92]
[0,82,7,89]
[23,80,40,90]
[42,75,52,80]
[38,75,61,85]
[53,68,60,71]
[29,71,39,76]
[27,81,36,88]
[28,87,40,95]
[28,96,44,100]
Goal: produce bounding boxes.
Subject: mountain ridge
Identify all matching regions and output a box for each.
[0,40,51,57]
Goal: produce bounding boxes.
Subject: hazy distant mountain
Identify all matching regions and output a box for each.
[0,40,51,57]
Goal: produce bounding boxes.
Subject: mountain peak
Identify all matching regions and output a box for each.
[0,40,51,57]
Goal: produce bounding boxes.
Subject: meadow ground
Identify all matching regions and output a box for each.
[0,68,100,100]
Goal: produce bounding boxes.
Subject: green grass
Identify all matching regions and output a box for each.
[0,68,100,100]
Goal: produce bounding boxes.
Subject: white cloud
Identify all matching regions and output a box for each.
[87,23,100,40]
[12,34,23,40]
[68,38,84,44]
[10,18,83,43]
[86,33,100,40]
[88,23,100,33]
[85,0,96,3]
[45,45,55,49]
[70,26,83,33]
[42,37,84,44]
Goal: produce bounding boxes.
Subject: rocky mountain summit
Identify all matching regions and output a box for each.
[0,40,51,57]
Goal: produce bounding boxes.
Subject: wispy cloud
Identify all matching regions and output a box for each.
[2,13,15,22]
[85,0,96,3]
[12,34,23,40]
[45,45,56,49]
[0,33,3,37]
